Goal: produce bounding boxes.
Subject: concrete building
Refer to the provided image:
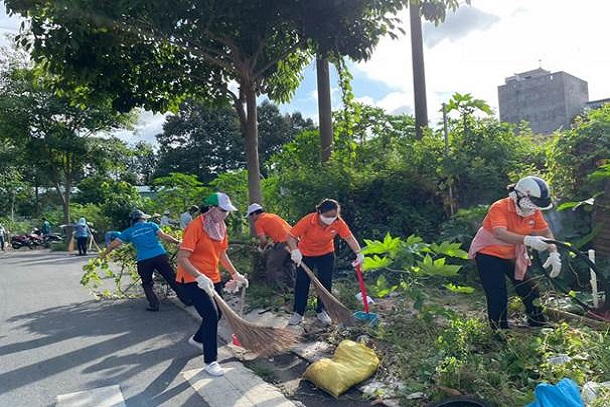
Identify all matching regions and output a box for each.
[498,68,589,134]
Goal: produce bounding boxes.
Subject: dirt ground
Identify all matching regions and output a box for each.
[218,295,379,406]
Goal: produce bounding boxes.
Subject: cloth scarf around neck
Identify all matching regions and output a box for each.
[201,211,227,241]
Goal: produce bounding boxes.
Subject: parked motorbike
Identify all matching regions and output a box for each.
[10,233,38,250]
[31,229,64,247]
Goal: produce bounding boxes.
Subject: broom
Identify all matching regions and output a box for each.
[212,291,299,356]
[300,262,353,325]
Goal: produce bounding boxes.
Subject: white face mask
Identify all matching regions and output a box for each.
[320,215,337,225]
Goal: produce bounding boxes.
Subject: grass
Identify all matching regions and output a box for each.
[243,274,610,406]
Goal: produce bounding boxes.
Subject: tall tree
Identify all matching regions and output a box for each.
[155,102,245,183]
[0,66,133,222]
[410,0,472,138]
[6,0,413,204]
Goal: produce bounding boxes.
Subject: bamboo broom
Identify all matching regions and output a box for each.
[212,291,299,356]
[300,262,353,325]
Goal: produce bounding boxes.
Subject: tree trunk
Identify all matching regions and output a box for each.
[317,57,333,163]
[592,182,610,257]
[243,83,263,204]
[410,2,428,140]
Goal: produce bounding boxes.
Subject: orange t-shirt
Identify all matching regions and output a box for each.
[176,215,228,283]
[254,213,292,243]
[289,213,352,256]
[479,197,549,259]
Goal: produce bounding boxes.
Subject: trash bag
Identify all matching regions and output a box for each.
[526,378,584,407]
[302,339,379,398]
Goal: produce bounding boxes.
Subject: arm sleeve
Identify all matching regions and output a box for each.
[487,202,509,230]
[180,223,199,252]
[289,215,309,239]
[337,218,353,239]
[117,229,130,243]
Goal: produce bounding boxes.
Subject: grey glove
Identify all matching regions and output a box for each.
[523,235,549,252]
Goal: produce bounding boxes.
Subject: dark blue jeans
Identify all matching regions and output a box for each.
[183,282,223,364]
[137,254,192,306]
[475,253,543,329]
[293,252,335,315]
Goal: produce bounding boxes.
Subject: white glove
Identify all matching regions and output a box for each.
[290,249,303,266]
[543,252,562,278]
[257,246,265,254]
[352,252,365,267]
[223,279,240,294]
[523,235,549,252]
[195,274,215,297]
[233,272,249,288]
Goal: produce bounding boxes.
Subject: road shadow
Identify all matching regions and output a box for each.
[0,299,195,397]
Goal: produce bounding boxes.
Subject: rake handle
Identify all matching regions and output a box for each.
[355,264,369,313]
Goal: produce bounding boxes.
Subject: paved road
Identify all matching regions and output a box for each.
[0,250,210,407]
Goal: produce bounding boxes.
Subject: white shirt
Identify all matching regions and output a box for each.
[160,215,172,227]
[179,211,193,230]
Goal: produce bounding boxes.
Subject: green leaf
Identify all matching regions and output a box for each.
[444,283,475,294]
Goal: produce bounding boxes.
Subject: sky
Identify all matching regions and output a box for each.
[2,0,610,145]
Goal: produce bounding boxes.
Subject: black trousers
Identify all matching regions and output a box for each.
[293,252,335,315]
[76,236,88,255]
[136,254,191,306]
[475,252,543,329]
[184,282,223,364]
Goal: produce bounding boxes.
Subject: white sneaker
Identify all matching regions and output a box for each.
[288,312,304,326]
[188,335,202,350]
[205,361,224,376]
[317,310,332,325]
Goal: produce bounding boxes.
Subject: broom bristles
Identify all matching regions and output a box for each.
[300,263,354,325]
[213,291,299,356]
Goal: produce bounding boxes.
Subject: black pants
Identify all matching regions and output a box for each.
[184,282,223,364]
[475,253,544,329]
[293,252,335,315]
[137,254,191,306]
[76,236,88,255]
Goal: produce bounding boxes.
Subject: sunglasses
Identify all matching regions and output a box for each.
[216,207,228,213]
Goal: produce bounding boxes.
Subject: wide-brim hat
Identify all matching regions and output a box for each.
[245,203,263,217]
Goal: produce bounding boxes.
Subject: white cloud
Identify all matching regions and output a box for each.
[353,0,610,125]
[113,110,170,146]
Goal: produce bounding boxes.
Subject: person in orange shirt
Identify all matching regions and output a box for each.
[286,198,364,326]
[469,176,562,330]
[176,192,249,377]
[246,203,295,290]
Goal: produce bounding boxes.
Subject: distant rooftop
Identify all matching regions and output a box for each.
[504,68,551,83]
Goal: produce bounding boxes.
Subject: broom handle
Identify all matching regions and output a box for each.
[300,262,336,300]
[239,285,246,316]
[355,264,369,313]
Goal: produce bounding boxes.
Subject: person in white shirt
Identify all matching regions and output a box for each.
[0,223,6,251]
[160,210,173,227]
[180,205,200,230]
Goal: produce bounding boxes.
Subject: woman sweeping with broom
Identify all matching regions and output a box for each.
[176,192,249,376]
[286,198,365,326]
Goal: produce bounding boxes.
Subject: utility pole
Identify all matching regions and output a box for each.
[317,57,333,163]
[410,2,428,139]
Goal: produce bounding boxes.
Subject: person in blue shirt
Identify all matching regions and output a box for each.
[74,217,91,256]
[104,231,121,246]
[100,209,192,311]
[40,218,51,235]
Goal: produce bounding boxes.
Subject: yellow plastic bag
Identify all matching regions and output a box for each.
[302,339,379,398]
